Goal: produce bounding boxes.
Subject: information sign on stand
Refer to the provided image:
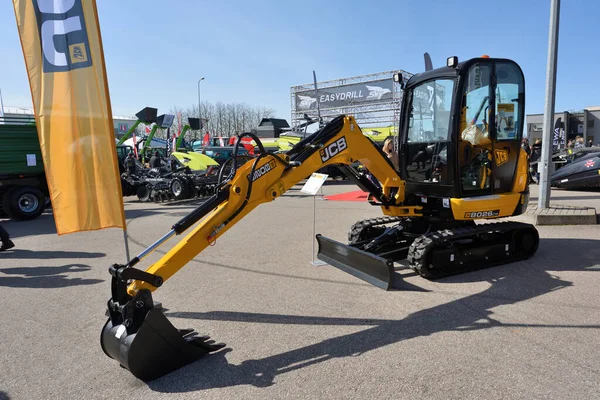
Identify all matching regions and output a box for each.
[301,173,328,266]
[301,173,328,196]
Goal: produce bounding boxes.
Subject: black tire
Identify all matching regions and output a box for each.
[170,177,190,200]
[137,184,152,202]
[121,177,135,197]
[3,186,46,221]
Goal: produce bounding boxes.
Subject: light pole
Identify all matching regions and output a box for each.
[197,77,205,132]
[538,0,561,208]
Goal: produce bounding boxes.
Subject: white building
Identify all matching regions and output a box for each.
[1,105,137,136]
[526,106,600,146]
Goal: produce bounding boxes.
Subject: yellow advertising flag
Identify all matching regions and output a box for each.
[12,0,126,235]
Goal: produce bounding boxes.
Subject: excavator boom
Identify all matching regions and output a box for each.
[101,115,420,380]
[127,115,417,295]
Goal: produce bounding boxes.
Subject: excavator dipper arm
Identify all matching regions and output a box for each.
[127,115,417,295]
[101,115,420,381]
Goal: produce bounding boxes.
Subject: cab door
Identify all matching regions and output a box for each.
[490,61,525,193]
[458,63,493,196]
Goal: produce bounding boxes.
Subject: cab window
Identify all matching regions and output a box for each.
[494,62,524,141]
[407,79,454,143]
[459,63,492,192]
[405,78,454,184]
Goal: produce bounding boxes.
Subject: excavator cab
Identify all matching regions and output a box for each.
[398,57,526,201]
[101,56,537,382]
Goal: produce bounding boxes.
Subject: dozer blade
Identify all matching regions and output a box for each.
[316,234,394,290]
[101,308,225,381]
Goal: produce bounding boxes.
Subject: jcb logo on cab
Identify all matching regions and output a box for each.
[494,149,509,167]
[320,137,348,163]
[33,0,92,72]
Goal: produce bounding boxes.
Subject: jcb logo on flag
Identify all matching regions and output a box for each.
[13,0,126,235]
[33,0,92,72]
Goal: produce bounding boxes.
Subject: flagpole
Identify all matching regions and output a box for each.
[123,229,131,262]
[0,88,5,117]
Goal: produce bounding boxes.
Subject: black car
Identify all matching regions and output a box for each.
[550,148,600,189]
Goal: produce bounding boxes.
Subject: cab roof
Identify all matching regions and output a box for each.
[405,57,519,88]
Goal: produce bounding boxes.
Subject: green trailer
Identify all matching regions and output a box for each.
[0,116,48,220]
[0,117,133,221]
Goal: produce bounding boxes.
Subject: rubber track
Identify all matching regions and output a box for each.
[407,221,538,279]
[348,216,406,243]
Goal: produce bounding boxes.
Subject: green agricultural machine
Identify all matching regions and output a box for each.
[0,115,135,221]
[0,116,49,220]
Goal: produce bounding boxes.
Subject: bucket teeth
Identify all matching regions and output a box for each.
[177,328,195,337]
[195,338,223,348]
[101,307,225,381]
[185,333,226,351]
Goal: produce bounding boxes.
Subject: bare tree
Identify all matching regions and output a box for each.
[165,101,276,145]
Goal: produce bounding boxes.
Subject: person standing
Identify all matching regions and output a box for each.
[0,223,15,251]
[124,151,136,176]
[530,139,542,183]
[521,138,532,183]
[382,137,399,169]
[521,138,531,157]
[149,151,162,169]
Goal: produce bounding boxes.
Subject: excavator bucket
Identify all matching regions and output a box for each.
[316,234,395,290]
[101,305,225,381]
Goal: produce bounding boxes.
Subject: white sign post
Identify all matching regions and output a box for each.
[301,173,328,266]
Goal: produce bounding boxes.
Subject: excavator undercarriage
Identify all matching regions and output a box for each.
[318,216,538,290]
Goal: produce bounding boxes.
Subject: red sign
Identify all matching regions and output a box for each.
[585,159,595,168]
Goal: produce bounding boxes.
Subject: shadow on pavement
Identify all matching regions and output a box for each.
[0,391,9,400]
[0,264,103,288]
[0,208,181,240]
[145,237,600,392]
[125,208,173,221]
[192,259,383,289]
[0,214,57,239]
[0,249,104,259]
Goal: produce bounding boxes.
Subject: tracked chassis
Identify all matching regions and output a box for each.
[317,217,539,288]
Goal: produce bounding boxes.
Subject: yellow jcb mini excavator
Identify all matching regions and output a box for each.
[101,56,539,380]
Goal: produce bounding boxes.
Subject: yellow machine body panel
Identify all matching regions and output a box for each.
[450,193,521,220]
[512,148,529,193]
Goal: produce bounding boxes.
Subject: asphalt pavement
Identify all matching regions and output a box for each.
[0,183,599,399]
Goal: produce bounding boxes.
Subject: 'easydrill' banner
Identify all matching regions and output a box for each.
[13,0,125,235]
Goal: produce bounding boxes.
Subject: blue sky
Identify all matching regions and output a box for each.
[1,0,599,121]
